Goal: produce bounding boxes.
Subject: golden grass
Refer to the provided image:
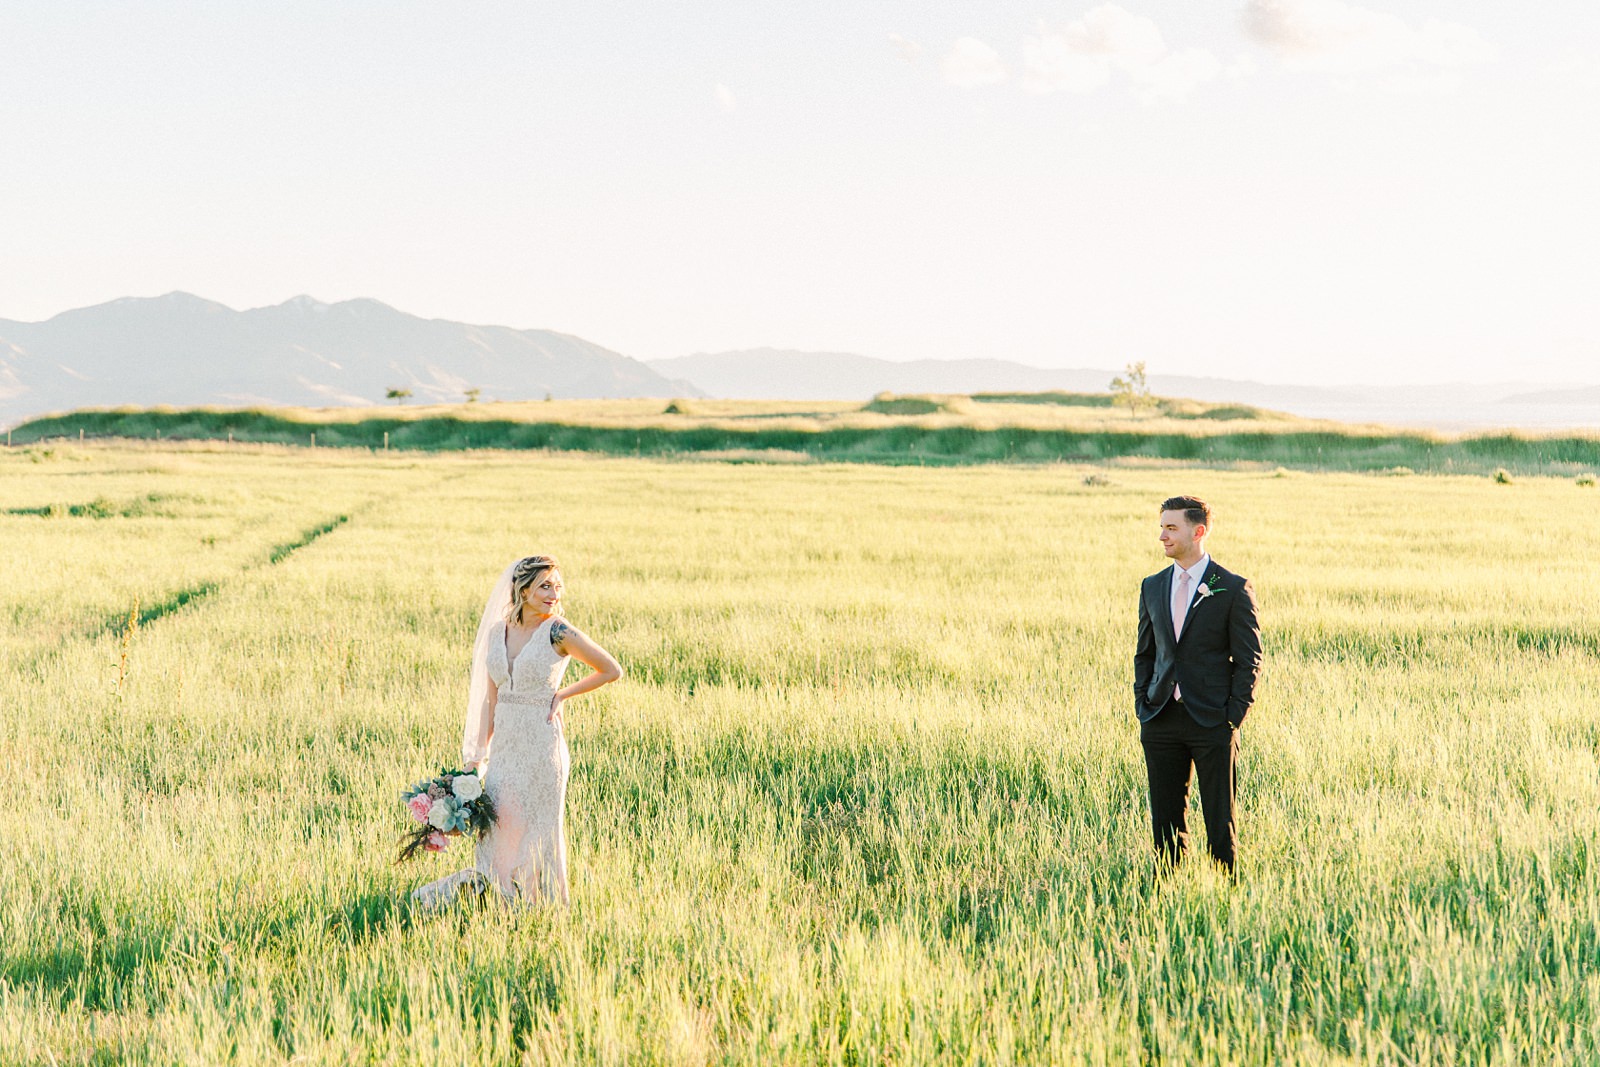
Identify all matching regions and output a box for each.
[2,444,1597,1064]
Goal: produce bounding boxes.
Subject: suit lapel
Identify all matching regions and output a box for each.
[1154,570,1175,644]
[1176,562,1220,643]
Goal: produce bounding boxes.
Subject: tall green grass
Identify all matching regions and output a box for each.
[12,403,1600,474]
[1,445,1597,1064]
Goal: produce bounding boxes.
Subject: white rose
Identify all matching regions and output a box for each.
[451,775,483,802]
[427,798,454,829]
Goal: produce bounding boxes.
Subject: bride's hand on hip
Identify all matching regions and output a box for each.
[547,692,564,726]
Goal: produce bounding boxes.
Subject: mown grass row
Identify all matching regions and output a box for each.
[12,406,1600,474]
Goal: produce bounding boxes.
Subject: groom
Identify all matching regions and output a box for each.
[1133,495,1262,875]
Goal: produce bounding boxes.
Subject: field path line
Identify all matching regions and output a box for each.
[18,490,392,673]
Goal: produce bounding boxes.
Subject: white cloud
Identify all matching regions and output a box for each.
[715,83,737,113]
[1241,0,1496,76]
[1022,33,1112,94]
[889,33,924,64]
[942,37,1007,88]
[1022,5,1223,102]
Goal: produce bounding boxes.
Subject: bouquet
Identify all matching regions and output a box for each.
[398,767,497,862]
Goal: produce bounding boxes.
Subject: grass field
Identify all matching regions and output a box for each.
[13,395,1600,475]
[2,442,1597,1065]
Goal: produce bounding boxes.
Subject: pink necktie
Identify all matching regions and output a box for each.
[1172,570,1192,639]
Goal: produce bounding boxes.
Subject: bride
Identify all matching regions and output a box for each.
[413,555,623,908]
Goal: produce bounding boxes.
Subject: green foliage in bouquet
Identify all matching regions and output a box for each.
[396,767,497,863]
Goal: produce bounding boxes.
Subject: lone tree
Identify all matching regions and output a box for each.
[463,387,481,404]
[1109,361,1152,418]
[386,387,413,405]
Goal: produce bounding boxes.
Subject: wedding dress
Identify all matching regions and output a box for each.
[412,617,571,908]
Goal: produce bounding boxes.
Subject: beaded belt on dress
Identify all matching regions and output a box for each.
[497,693,553,706]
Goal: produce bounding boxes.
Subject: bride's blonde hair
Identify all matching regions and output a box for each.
[506,555,562,626]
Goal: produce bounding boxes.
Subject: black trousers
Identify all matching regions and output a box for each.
[1140,699,1239,873]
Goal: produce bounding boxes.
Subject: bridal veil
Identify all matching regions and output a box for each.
[461,561,516,767]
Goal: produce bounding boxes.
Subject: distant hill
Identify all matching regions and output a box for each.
[0,293,696,427]
[7,298,1597,431]
[648,348,1362,408]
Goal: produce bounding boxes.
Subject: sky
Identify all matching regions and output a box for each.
[3,0,1599,386]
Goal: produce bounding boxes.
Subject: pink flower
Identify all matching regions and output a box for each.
[424,831,449,852]
[407,795,433,824]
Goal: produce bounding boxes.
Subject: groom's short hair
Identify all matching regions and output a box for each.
[1162,495,1211,529]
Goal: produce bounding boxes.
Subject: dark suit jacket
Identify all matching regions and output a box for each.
[1134,559,1262,728]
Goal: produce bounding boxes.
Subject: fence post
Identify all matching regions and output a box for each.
[311,432,316,449]
[383,431,389,450]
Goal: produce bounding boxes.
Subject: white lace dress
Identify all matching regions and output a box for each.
[413,618,572,908]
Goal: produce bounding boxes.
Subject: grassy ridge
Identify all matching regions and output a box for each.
[11,400,1600,474]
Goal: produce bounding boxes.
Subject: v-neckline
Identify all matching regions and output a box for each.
[503,617,550,684]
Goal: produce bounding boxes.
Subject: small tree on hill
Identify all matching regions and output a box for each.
[1109,361,1152,418]
[386,387,413,405]
[463,387,481,404]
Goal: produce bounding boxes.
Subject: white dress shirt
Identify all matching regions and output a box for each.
[1171,553,1210,699]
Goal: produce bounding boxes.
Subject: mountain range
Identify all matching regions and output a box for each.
[3,294,1597,430]
[0,292,695,427]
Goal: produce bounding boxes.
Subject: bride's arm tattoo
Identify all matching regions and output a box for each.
[549,619,573,652]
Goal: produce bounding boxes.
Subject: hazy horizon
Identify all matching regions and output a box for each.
[9,290,1599,395]
[6,288,1600,438]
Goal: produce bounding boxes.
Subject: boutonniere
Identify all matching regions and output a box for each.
[1195,575,1226,600]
